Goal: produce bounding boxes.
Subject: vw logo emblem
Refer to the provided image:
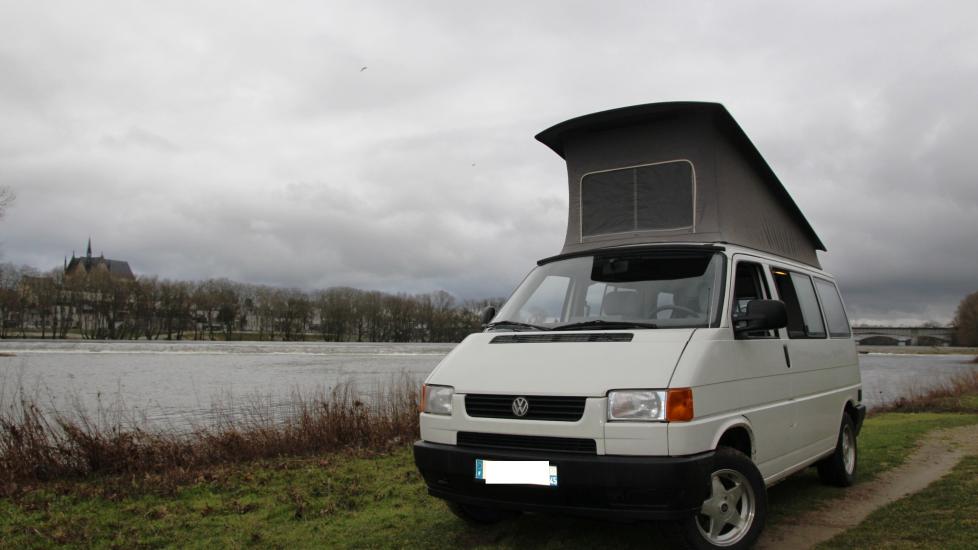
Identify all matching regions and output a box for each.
[512,396,530,417]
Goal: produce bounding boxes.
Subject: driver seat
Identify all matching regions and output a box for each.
[602,290,642,319]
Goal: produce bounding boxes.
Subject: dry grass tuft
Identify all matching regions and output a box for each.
[873,370,978,415]
[0,375,419,494]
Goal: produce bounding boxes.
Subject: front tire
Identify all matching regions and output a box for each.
[817,413,857,487]
[682,447,767,550]
[446,501,520,524]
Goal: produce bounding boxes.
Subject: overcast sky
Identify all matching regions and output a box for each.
[1,1,976,324]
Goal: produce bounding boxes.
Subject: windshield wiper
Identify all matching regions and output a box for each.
[552,320,658,331]
[485,320,551,332]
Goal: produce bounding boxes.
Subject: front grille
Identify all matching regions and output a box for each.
[490,333,633,343]
[465,394,587,421]
[456,432,597,454]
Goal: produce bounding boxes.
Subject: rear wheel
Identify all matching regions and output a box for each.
[817,413,857,487]
[446,501,520,524]
[682,447,767,550]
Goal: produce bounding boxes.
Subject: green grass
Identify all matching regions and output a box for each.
[0,449,686,549]
[817,456,978,550]
[766,412,978,523]
[2,412,978,549]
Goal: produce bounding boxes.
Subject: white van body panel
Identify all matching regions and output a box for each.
[661,252,861,481]
[420,397,672,456]
[666,327,798,478]
[426,329,695,396]
[420,395,621,451]
[418,243,862,487]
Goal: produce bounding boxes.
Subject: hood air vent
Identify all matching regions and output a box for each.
[490,333,633,344]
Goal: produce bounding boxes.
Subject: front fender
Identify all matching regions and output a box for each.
[709,416,756,459]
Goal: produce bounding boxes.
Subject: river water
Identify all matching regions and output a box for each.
[1,340,975,429]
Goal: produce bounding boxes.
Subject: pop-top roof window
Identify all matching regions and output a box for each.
[580,160,694,238]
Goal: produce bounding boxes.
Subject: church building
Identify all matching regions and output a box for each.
[64,239,135,281]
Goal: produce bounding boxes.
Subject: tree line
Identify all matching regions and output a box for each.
[0,263,503,342]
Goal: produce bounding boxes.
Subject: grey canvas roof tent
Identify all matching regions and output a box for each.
[535,102,825,268]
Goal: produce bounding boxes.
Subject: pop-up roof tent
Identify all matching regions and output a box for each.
[535,102,825,268]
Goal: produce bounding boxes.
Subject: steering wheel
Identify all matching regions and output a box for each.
[650,304,700,318]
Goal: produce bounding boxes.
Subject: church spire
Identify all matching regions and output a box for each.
[86,237,92,258]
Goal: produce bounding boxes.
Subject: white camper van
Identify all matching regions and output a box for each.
[413,103,865,550]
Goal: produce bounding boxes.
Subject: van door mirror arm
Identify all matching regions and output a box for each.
[480,306,497,327]
[733,300,788,334]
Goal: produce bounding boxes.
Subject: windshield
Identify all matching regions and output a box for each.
[492,251,725,330]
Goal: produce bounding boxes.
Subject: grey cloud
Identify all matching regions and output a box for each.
[100,127,181,153]
[2,1,977,324]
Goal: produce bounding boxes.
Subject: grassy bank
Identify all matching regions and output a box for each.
[817,456,978,550]
[4,371,978,548]
[870,370,978,414]
[805,371,978,549]
[3,408,978,548]
[0,378,419,493]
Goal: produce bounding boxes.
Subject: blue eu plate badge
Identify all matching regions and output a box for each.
[475,459,558,487]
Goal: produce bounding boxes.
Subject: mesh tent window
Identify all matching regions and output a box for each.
[580,160,694,238]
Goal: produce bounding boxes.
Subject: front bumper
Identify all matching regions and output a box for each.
[413,441,713,520]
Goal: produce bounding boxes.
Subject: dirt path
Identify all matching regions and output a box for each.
[756,423,978,550]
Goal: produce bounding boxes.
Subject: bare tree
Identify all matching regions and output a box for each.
[0,263,23,338]
[208,279,239,340]
[159,280,192,340]
[132,277,162,340]
[0,186,13,219]
[25,272,57,338]
[953,291,978,347]
[53,270,75,338]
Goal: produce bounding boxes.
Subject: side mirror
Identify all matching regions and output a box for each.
[479,306,496,327]
[734,300,787,334]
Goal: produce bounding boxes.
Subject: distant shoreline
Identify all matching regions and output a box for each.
[1,339,976,356]
[857,345,978,356]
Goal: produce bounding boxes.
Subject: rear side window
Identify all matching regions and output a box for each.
[581,161,694,237]
[771,269,826,339]
[814,278,851,338]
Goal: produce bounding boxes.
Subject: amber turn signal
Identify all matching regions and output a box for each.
[666,388,694,422]
[418,384,427,413]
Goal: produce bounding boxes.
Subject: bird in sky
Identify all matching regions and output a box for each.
[360,66,368,72]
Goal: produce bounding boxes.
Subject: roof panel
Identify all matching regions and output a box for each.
[534,102,826,266]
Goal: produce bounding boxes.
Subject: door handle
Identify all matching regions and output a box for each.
[783,344,791,368]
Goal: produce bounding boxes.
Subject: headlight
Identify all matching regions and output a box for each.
[607,390,666,421]
[421,384,454,415]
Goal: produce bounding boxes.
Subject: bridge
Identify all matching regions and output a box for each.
[852,326,954,346]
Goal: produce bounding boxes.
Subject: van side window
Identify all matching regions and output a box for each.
[732,261,773,338]
[814,278,852,338]
[771,269,826,339]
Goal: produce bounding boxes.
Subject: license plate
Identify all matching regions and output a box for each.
[475,459,558,487]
